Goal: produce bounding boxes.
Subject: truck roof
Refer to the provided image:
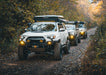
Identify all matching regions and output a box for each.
[59,19,68,23]
[34,15,64,22]
[77,21,85,24]
[35,15,64,18]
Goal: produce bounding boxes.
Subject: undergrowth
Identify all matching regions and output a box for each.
[80,25,106,75]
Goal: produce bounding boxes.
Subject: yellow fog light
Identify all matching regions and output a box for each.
[19,41,25,46]
[80,31,85,35]
[40,40,43,43]
[34,45,37,48]
[27,40,30,42]
[70,35,74,39]
[47,41,52,45]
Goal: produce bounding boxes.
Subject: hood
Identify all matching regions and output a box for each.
[79,28,86,31]
[19,31,60,42]
[67,30,76,35]
[22,31,58,37]
[67,30,75,32]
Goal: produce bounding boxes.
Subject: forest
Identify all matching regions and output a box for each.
[0,0,105,74]
[0,0,85,53]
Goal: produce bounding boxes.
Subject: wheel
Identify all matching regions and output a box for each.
[64,40,70,54]
[83,34,87,39]
[86,33,88,38]
[83,32,87,39]
[18,46,28,60]
[83,36,86,39]
[54,43,62,60]
[74,37,78,46]
[78,37,81,43]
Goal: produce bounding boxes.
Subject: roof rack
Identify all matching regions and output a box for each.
[34,15,64,18]
[77,21,85,24]
[34,15,64,22]
[64,21,78,24]
[59,19,68,23]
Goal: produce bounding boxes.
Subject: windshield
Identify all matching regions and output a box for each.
[30,22,57,32]
[78,24,84,28]
[65,25,75,30]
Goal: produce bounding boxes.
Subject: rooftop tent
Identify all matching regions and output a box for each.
[79,21,85,24]
[34,15,64,22]
[35,15,64,18]
[59,19,68,23]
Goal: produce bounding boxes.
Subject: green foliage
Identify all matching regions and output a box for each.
[0,0,84,54]
[80,25,106,74]
[0,0,36,53]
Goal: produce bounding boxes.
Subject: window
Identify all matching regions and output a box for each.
[30,23,57,32]
[58,24,64,30]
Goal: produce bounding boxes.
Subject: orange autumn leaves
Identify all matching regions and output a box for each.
[89,1,103,15]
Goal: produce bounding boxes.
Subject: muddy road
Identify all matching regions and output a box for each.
[0,27,97,75]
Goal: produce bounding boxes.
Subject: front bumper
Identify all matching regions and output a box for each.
[19,39,59,52]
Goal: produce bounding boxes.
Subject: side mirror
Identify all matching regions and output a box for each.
[25,28,28,32]
[59,28,65,32]
[28,23,31,27]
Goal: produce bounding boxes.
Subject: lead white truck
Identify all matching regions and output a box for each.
[18,15,70,60]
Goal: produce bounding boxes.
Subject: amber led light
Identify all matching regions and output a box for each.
[47,41,52,45]
[70,35,74,39]
[20,41,25,46]
[40,40,43,43]
[27,40,30,42]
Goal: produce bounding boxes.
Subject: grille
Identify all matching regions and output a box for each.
[26,37,46,48]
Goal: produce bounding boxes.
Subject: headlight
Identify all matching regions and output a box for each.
[47,41,52,45]
[80,31,85,35]
[19,41,25,46]
[69,35,75,39]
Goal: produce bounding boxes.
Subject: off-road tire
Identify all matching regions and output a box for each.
[18,46,28,60]
[74,37,78,46]
[54,43,62,60]
[86,33,88,38]
[83,33,87,39]
[78,37,81,43]
[64,40,70,54]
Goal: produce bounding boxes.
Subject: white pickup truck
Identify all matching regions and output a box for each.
[78,22,87,39]
[64,21,81,46]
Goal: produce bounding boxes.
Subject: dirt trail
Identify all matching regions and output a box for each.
[0,27,97,75]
